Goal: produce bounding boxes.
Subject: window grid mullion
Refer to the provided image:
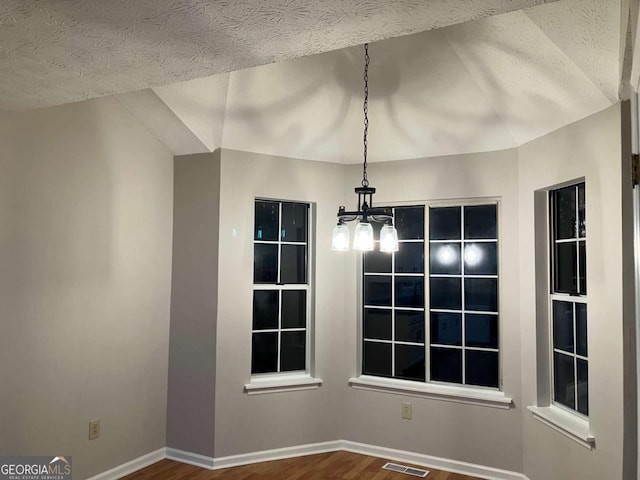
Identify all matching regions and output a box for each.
[460,206,466,385]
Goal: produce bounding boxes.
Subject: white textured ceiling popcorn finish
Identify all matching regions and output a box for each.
[0,0,555,111]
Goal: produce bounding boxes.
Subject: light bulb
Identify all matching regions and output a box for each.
[331,223,350,251]
[437,244,458,265]
[353,222,374,251]
[379,224,399,252]
[464,243,483,266]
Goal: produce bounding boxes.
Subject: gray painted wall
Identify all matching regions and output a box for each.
[0,97,174,479]
[167,152,220,456]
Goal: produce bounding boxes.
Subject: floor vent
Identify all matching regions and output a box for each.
[382,462,429,477]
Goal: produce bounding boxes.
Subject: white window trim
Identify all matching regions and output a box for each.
[245,373,324,395]
[349,375,512,410]
[527,405,595,449]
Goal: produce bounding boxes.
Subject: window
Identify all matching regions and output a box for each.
[550,183,588,416]
[362,203,499,388]
[252,200,309,375]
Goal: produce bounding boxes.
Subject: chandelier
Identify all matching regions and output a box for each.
[331,43,399,253]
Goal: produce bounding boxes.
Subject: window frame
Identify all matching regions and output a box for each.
[355,198,509,407]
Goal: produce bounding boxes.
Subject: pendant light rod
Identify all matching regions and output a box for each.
[362,43,369,188]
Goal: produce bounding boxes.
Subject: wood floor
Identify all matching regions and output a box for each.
[121,451,483,479]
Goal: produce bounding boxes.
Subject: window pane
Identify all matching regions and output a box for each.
[554,352,575,410]
[430,243,461,274]
[255,201,279,241]
[395,242,424,274]
[363,341,392,377]
[254,244,278,283]
[465,314,498,349]
[430,312,462,346]
[579,241,586,294]
[429,207,461,240]
[251,332,278,374]
[395,277,424,308]
[577,359,589,415]
[554,242,577,293]
[463,242,497,275]
[396,311,425,343]
[395,345,425,381]
[364,309,392,340]
[552,301,574,353]
[464,278,498,312]
[281,331,305,371]
[576,303,587,357]
[364,276,392,306]
[280,245,307,284]
[253,290,278,330]
[281,203,307,242]
[466,350,499,388]
[281,290,306,329]
[464,204,497,239]
[554,186,576,240]
[395,207,424,240]
[364,250,392,273]
[430,347,462,383]
[578,183,586,238]
[430,277,462,310]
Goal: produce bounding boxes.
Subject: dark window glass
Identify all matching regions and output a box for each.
[554,352,575,409]
[577,359,589,415]
[430,312,462,346]
[553,301,574,353]
[464,242,497,275]
[430,277,462,310]
[253,290,278,330]
[555,186,576,240]
[364,250,392,273]
[578,184,586,238]
[254,244,278,283]
[554,243,577,293]
[430,207,461,240]
[396,311,425,343]
[363,341,392,377]
[251,332,278,374]
[280,331,306,371]
[431,347,462,384]
[579,241,586,294]
[364,276,392,306]
[364,309,392,340]
[395,345,425,381]
[465,314,498,349]
[281,290,306,328]
[281,203,307,242]
[576,303,587,357]
[254,201,279,241]
[465,278,498,312]
[429,243,461,275]
[466,350,499,388]
[395,277,424,308]
[464,205,497,239]
[395,243,424,274]
[280,245,307,284]
[396,207,424,240]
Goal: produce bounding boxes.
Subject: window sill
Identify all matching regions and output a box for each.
[348,375,513,410]
[244,374,323,395]
[527,405,595,449]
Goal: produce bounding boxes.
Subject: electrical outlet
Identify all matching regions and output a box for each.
[401,402,412,420]
[89,420,100,440]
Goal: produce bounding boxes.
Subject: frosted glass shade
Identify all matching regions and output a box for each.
[353,222,374,251]
[379,224,399,252]
[331,223,350,251]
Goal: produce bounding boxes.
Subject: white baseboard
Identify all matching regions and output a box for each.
[165,447,215,469]
[85,448,166,480]
[89,441,528,480]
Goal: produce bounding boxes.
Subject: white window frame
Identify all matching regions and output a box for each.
[245,199,322,395]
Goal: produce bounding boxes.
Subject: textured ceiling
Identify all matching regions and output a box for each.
[0,0,557,111]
